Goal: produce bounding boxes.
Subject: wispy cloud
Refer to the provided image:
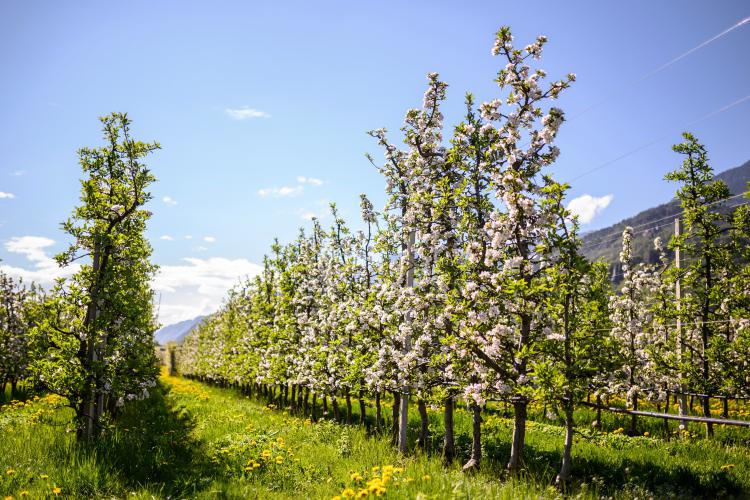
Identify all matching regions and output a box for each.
[203,236,216,243]
[258,185,304,198]
[567,194,613,224]
[10,170,25,177]
[297,176,323,186]
[258,176,325,199]
[0,236,79,284]
[0,192,15,199]
[160,235,175,241]
[225,107,270,120]
[162,196,178,206]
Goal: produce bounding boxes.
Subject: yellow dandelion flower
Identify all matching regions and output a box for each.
[52,487,61,495]
[4,496,13,500]
[5,469,16,476]
[350,472,363,482]
[643,432,650,437]
[341,488,356,498]
[332,497,342,500]
[721,464,735,471]
[356,490,368,499]
[422,474,431,480]
[275,456,284,464]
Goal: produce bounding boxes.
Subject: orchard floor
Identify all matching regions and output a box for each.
[1,374,750,499]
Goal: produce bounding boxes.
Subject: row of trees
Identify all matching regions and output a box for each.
[0,113,160,440]
[176,27,750,484]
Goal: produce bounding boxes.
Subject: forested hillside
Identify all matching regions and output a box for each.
[582,159,750,280]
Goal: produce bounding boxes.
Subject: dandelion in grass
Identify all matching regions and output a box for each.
[52,487,61,495]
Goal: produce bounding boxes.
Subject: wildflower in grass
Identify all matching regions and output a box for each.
[350,472,363,482]
[52,487,61,495]
[261,450,271,459]
[643,431,650,437]
[721,464,735,471]
[422,474,431,480]
[275,456,284,464]
[4,496,13,500]
[341,488,356,498]
[20,493,29,498]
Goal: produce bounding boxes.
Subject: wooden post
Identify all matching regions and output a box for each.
[675,218,689,430]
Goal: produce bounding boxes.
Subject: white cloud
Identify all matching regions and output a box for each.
[225,107,270,120]
[258,185,304,198]
[10,170,25,177]
[0,192,15,199]
[297,176,323,186]
[567,194,613,224]
[185,235,193,240]
[153,257,262,325]
[160,235,174,241]
[203,236,216,243]
[162,196,178,206]
[0,236,79,284]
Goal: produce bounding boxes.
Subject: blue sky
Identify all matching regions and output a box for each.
[1,1,748,324]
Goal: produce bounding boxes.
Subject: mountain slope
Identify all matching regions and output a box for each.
[581,159,750,279]
[154,315,206,345]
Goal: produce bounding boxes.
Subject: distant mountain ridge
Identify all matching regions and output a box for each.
[581,159,750,279]
[154,315,206,345]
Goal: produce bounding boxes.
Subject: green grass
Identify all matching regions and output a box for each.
[1,374,749,499]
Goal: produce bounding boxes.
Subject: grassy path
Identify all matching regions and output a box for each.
[1,372,749,498]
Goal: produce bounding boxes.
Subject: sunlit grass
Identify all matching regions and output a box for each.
[1,372,748,498]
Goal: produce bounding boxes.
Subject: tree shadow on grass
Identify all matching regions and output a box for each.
[91,383,219,497]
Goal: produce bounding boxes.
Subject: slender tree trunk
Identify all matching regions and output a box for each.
[358,390,366,426]
[629,394,638,436]
[391,391,400,446]
[291,385,297,411]
[462,404,482,472]
[11,379,17,397]
[416,398,428,449]
[555,404,575,488]
[443,396,455,463]
[398,389,409,453]
[311,392,318,422]
[345,390,353,424]
[303,388,310,416]
[375,392,382,431]
[323,394,328,417]
[507,401,527,474]
[594,395,602,428]
[723,397,729,419]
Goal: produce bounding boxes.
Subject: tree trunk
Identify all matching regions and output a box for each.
[462,404,482,472]
[555,404,575,488]
[291,385,297,411]
[375,392,382,431]
[398,389,409,453]
[391,391,400,446]
[303,388,310,416]
[345,390,353,424]
[629,393,638,436]
[722,397,729,419]
[507,400,527,474]
[416,398,428,449]
[311,392,317,422]
[323,394,328,417]
[443,396,455,463]
[358,390,366,426]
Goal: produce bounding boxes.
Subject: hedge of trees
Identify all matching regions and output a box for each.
[175,27,750,485]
